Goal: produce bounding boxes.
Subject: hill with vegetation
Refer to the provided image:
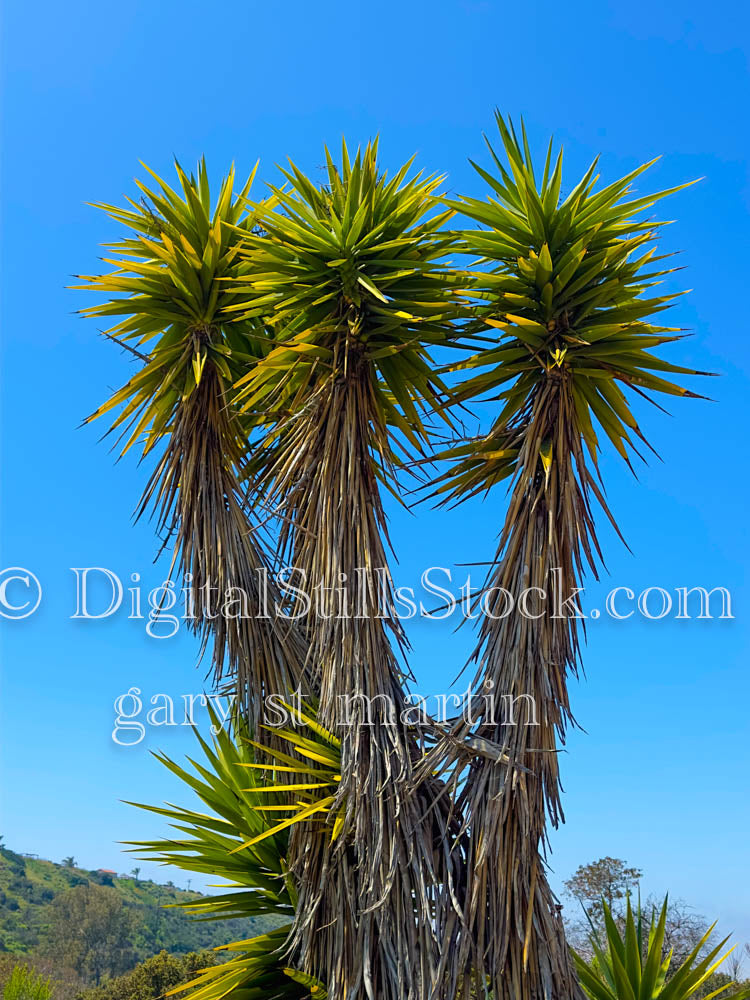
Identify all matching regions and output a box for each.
[0,844,274,959]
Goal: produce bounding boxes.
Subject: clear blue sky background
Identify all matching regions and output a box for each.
[1,0,748,948]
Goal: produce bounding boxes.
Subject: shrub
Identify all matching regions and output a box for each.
[74,951,217,1000]
[3,964,51,1000]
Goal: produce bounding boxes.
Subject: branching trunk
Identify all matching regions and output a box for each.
[263,354,458,1000]
[439,374,601,999]
[140,357,309,724]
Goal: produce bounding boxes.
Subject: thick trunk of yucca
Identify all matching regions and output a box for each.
[273,369,454,1000]
[448,376,592,1000]
[145,360,308,723]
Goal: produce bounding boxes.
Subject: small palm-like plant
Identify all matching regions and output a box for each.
[573,897,750,1000]
[129,704,337,999]
[172,927,326,1000]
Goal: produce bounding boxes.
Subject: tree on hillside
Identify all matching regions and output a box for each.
[650,897,716,967]
[562,856,716,972]
[571,895,750,1000]
[46,885,137,985]
[73,950,217,1000]
[564,857,643,915]
[61,857,76,868]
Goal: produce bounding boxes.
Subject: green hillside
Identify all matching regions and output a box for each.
[0,845,275,958]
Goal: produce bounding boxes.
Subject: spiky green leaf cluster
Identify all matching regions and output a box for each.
[228,140,462,463]
[238,698,344,848]
[76,160,267,456]
[128,703,339,1000]
[165,926,326,1000]
[126,706,295,923]
[435,113,710,502]
[573,897,750,1000]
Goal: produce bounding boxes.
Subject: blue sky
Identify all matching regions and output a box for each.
[1,0,749,949]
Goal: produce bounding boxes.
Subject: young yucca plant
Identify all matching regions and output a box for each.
[573,897,750,1000]
[428,114,711,999]
[75,161,308,720]
[128,703,337,999]
[227,141,466,1000]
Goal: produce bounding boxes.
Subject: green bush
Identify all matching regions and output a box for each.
[73,951,216,1000]
[3,964,51,1000]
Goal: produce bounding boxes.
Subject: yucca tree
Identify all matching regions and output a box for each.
[429,114,709,999]
[79,124,710,1000]
[76,161,308,721]
[227,142,466,1000]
